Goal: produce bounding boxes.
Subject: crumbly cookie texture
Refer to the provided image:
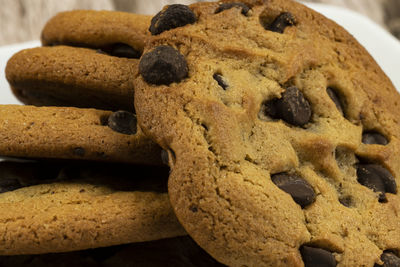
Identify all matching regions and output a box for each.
[0,105,162,164]
[0,236,224,267]
[0,161,186,255]
[135,0,400,266]
[6,46,138,111]
[41,10,151,53]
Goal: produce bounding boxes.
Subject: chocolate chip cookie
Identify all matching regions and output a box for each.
[0,105,162,164]
[135,0,400,266]
[6,46,138,111]
[0,160,185,255]
[6,10,152,110]
[41,10,151,52]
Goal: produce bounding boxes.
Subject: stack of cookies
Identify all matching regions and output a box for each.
[2,7,220,267]
[3,0,400,266]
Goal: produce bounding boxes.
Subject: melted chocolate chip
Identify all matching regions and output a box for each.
[213,73,228,90]
[357,164,397,202]
[362,132,388,145]
[266,12,296,33]
[149,4,196,35]
[326,87,344,115]
[107,111,137,135]
[375,251,400,267]
[265,86,312,126]
[139,46,188,85]
[271,173,316,208]
[215,2,250,15]
[300,246,337,267]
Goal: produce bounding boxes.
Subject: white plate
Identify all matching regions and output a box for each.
[1,3,399,105]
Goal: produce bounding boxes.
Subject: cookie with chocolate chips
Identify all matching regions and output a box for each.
[0,160,186,255]
[6,10,151,111]
[6,46,139,111]
[0,105,161,164]
[135,0,400,266]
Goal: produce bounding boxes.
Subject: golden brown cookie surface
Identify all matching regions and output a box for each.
[6,10,152,110]
[0,105,162,164]
[135,0,400,266]
[6,46,138,111]
[0,161,185,255]
[41,10,151,52]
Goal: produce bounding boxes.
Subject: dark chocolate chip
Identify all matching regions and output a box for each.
[300,246,337,267]
[266,12,296,33]
[149,4,196,35]
[215,2,250,15]
[107,110,137,135]
[271,173,316,208]
[0,178,22,193]
[374,251,400,267]
[277,86,312,126]
[213,73,228,90]
[326,87,344,115]
[362,132,388,145]
[265,86,312,127]
[139,45,188,85]
[73,147,86,157]
[108,43,141,59]
[357,164,397,202]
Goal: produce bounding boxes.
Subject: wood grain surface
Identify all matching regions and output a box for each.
[0,0,399,46]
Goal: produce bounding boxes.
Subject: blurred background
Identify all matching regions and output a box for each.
[0,0,399,46]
